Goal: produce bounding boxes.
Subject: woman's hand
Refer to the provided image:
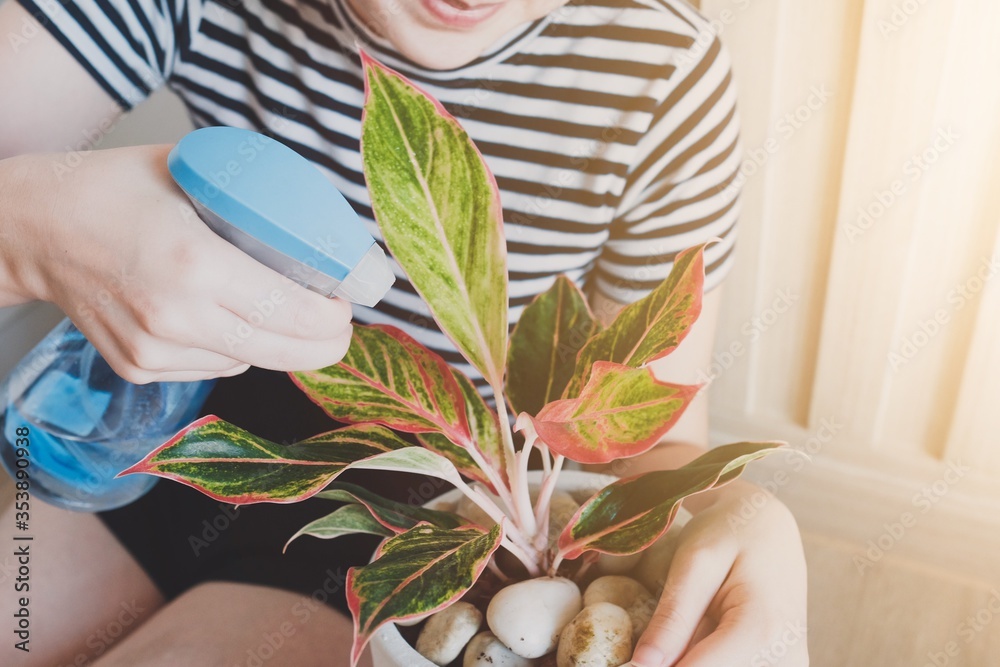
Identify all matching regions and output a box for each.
[630,482,809,667]
[3,145,354,383]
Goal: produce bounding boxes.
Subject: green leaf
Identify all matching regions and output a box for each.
[360,53,508,388]
[557,441,785,560]
[506,275,600,416]
[563,242,710,397]
[418,366,508,489]
[285,504,394,550]
[530,362,698,464]
[347,523,504,666]
[120,416,410,504]
[316,482,465,532]
[291,324,473,446]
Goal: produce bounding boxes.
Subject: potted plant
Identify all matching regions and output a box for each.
[121,53,783,667]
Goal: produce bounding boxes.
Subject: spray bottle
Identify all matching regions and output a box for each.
[0,127,394,511]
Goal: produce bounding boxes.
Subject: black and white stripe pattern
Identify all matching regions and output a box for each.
[21,0,743,395]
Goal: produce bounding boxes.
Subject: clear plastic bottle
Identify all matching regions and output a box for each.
[0,319,215,511]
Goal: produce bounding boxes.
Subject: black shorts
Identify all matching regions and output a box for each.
[98,367,430,616]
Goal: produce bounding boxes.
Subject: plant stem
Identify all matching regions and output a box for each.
[492,390,519,480]
[487,556,511,583]
[512,434,538,538]
[462,439,518,519]
[501,537,542,577]
[548,553,564,577]
[494,394,539,539]
[539,442,552,476]
[453,477,538,557]
[533,454,564,529]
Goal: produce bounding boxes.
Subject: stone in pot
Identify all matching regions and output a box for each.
[486,576,582,658]
[416,601,482,666]
[463,631,536,667]
[583,576,655,644]
[556,602,632,667]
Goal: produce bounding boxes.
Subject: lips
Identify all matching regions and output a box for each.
[419,0,506,29]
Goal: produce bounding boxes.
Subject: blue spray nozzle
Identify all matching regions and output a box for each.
[167,127,394,307]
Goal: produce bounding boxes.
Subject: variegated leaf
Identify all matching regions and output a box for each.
[557,441,785,560]
[360,53,509,388]
[285,504,393,550]
[347,523,504,666]
[563,242,710,397]
[291,324,472,446]
[120,416,409,504]
[530,362,699,465]
[506,275,600,416]
[317,482,464,533]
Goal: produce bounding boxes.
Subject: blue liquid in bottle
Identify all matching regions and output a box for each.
[0,319,214,511]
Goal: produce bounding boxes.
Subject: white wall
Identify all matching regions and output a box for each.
[699,0,1000,587]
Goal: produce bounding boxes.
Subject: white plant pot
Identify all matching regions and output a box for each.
[368,469,692,667]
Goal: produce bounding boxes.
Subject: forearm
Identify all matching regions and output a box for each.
[0,153,53,307]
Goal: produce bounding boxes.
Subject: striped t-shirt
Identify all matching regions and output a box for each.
[21,0,743,395]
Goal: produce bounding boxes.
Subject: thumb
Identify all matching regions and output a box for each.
[629,543,733,667]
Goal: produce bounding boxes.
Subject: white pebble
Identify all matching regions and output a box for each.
[557,602,633,667]
[487,577,582,658]
[583,576,655,643]
[416,601,483,666]
[463,631,537,667]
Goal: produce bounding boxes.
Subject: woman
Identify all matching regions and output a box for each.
[0,0,808,664]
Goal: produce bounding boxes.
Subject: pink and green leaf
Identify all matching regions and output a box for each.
[360,52,509,388]
[291,324,472,446]
[347,522,504,666]
[557,441,785,560]
[563,242,711,397]
[529,362,699,465]
[317,481,465,533]
[119,416,412,504]
[506,275,600,416]
[285,504,394,550]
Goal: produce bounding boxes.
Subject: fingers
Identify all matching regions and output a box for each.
[208,305,353,371]
[95,336,249,384]
[144,363,251,384]
[211,241,354,342]
[629,539,736,667]
[673,611,760,667]
[77,315,249,384]
[674,609,809,667]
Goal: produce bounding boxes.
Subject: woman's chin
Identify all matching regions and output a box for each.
[389,33,490,70]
